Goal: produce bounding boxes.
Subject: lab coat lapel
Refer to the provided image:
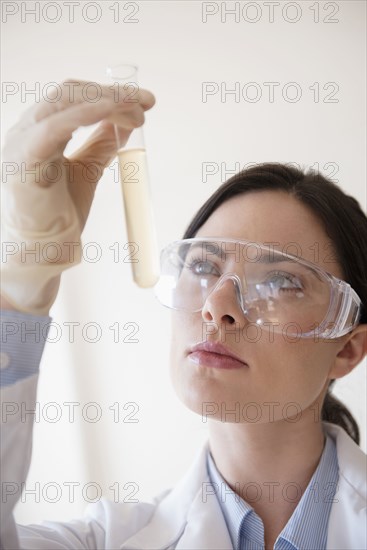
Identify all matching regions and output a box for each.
[119,441,232,549]
[174,487,233,549]
[324,423,367,549]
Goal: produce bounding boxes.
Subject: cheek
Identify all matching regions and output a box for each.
[169,313,196,400]
[246,338,336,417]
[169,311,224,414]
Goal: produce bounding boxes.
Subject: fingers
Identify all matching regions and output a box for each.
[15,99,117,163]
[2,79,155,172]
[12,80,155,130]
[137,88,156,110]
[8,97,147,165]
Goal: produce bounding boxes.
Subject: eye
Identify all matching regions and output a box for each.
[185,256,220,276]
[266,271,304,295]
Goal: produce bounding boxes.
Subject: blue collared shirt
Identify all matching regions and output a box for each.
[207,431,339,550]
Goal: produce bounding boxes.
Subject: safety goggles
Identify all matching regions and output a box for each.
[154,238,362,339]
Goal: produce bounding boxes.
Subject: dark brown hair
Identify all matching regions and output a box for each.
[183,163,367,444]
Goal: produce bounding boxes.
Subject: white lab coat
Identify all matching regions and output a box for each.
[1,374,366,550]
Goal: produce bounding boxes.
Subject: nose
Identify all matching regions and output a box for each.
[201,273,247,326]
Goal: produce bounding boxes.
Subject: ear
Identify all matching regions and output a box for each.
[328,324,367,380]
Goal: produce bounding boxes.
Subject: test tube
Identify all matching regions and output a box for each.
[107,63,159,288]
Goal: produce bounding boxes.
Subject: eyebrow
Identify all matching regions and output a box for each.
[188,242,227,260]
[189,242,300,263]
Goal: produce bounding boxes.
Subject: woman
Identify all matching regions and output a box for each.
[1,82,366,549]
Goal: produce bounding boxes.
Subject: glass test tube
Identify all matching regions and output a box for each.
[106,64,159,288]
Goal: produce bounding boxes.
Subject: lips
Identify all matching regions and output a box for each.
[187,341,248,370]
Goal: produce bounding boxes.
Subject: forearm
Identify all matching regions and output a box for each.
[0,310,111,549]
[0,308,51,548]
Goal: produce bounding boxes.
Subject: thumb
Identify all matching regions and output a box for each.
[65,122,131,231]
[70,121,132,168]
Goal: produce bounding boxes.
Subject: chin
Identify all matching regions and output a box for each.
[171,371,217,416]
[172,372,242,423]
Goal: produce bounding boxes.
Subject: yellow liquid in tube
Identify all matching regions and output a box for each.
[117,148,159,288]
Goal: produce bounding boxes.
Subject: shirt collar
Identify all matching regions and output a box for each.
[206,430,339,549]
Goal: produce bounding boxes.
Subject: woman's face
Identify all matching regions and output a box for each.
[169,191,346,424]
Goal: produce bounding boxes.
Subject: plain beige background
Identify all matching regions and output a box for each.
[1,0,366,524]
